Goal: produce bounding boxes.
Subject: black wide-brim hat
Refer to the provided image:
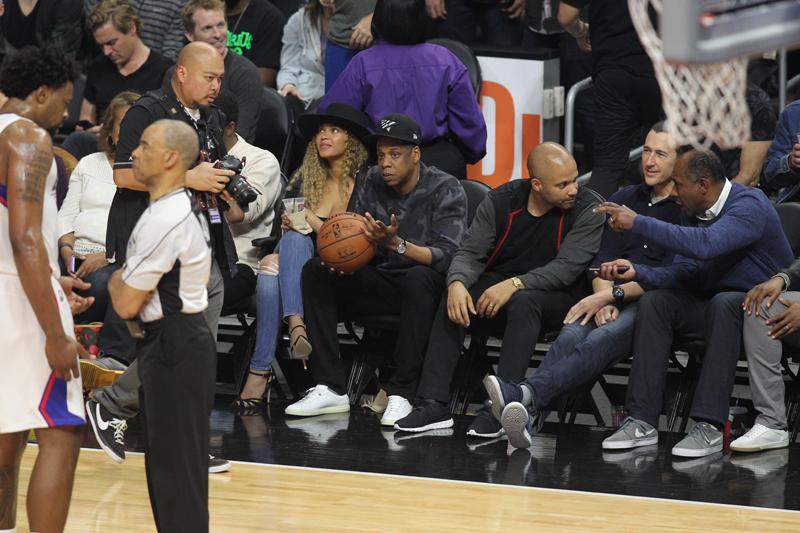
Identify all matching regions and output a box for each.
[298,103,373,141]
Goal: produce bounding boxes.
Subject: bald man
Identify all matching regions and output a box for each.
[108,119,216,531]
[483,123,683,449]
[86,42,235,474]
[395,142,606,435]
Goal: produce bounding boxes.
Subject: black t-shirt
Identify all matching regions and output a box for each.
[2,0,39,49]
[226,0,285,70]
[84,50,174,123]
[562,0,654,77]
[110,87,234,270]
[489,208,564,278]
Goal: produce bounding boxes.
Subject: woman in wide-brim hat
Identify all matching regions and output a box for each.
[232,103,372,414]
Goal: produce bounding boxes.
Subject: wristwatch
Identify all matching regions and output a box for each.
[612,286,625,304]
[396,238,407,255]
[510,277,524,290]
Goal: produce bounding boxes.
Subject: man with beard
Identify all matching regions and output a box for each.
[0,45,84,533]
[394,142,605,434]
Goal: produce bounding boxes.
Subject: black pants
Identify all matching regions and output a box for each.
[221,262,257,308]
[626,290,744,428]
[589,68,662,200]
[97,264,137,364]
[422,137,469,180]
[436,0,523,47]
[416,272,577,403]
[302,258,446,399]
[137,313,216,533]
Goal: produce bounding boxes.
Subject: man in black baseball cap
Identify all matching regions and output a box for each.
[368,113,423,146]
[286,113,469,427]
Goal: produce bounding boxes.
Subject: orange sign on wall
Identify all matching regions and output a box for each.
[467,56,546,188]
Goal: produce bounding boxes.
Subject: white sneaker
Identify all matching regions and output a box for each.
[380,395,413,426]
[285,385,350,417]
[730,423,790,453]
[284,412,350,444]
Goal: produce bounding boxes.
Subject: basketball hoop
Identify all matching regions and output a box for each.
[628,0,751,150]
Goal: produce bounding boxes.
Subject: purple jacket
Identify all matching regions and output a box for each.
[320,41,487,163]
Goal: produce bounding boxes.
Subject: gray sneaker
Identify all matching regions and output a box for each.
[601,417,658,450]
[671,422,723,458]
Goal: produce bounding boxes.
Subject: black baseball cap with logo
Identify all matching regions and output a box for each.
[365,113,422,146]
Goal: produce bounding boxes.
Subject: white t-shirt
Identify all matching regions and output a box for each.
[57,151,116,254]
[227,134,282,270]
[122,188,211,323]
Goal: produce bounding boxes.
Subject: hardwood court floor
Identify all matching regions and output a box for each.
[14,447,800,532]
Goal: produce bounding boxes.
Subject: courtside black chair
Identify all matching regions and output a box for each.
[428,38,483,100]
[345,179,493,404]
[254,87,294,172]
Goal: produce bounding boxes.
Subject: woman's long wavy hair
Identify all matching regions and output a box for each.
[288,132,368,211]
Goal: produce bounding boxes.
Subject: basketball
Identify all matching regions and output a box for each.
[316,212,375,273]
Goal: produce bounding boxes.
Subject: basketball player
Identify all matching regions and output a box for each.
[107,119,216,532]
[0,47,84,533]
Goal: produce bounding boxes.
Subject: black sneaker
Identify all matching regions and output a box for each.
[209,455,231,473]
[85,399,127,463]
[394,400,453,433]
[466,404,505,438]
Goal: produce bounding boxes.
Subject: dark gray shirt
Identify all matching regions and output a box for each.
[329,0,376,49]
[353,164,467,274]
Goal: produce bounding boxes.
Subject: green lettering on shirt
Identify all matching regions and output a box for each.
[227,31,253,53]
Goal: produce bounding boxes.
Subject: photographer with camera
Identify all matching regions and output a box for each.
[85,42,237,474]
[214,93,282,306]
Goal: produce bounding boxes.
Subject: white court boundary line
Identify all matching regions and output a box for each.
[66,445,800,517]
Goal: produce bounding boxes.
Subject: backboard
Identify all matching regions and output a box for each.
[660,0,800,64]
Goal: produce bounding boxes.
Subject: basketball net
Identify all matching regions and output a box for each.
[628,0,751,150]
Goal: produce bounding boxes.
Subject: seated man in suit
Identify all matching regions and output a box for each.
[596,149,793,458]
[395,142,605,436]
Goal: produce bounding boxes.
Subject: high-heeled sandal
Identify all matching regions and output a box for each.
[231,370,273,415]
[289,324,312,360]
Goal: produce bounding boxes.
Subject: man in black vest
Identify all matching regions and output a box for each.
[84,42,236,473]
[395,142,605,436]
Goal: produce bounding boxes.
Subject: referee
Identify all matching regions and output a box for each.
[108,119,216,532]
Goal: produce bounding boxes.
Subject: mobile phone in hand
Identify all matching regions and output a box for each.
[69,256,84,273]
[589,266,629,274]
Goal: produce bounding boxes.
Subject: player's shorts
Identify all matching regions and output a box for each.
[0,273,84,433]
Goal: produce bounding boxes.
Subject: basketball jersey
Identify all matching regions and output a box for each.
[0,113,84,432]
[0,113,60,276]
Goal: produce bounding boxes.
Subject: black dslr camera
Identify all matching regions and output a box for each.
[215,154,259,211]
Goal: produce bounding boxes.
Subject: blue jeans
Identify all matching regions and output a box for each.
[325,41,358,92]
[526,302,640,411]
[251,231,315,371]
